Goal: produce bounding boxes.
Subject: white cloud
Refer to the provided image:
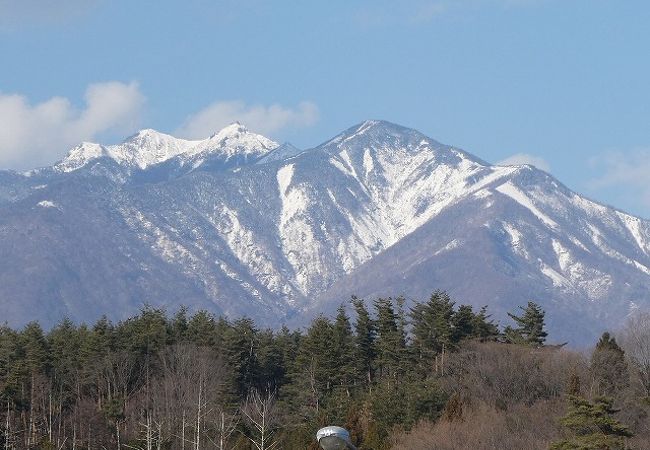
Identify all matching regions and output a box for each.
[176,100,319,139]
[498,153,551,171]
[0,81,145,170]
[589,149,650,208]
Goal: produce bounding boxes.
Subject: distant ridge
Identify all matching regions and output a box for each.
[1,120,649,345]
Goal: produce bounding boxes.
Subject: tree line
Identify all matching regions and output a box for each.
[0,292,648,449]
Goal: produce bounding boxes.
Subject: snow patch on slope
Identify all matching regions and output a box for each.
[435,239,460,255]
[502,222,529,258]
[277,168,322,294]
[496,181,558,228]
[37,200,59,209]
[540,262,570,288]
[213,205,291,297]
[617,212,650,255]
[363,148,375,178]
[277,164,294,195]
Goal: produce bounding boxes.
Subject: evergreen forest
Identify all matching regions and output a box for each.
[1,292,649,449]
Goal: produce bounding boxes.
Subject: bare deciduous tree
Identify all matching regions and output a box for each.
[390,400,564,450]
[150,344,228,450]
[619,313,650,398]
[241,389,279,450]
[441,341,585,409]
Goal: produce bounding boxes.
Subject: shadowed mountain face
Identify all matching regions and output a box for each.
[1,121,649,345]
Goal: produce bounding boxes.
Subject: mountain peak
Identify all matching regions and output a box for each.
[133,128,159,136]
[199,123,278,157]
[210,122,250,140]
[6,120,650,346]
[55,142,107,172]
[322,120,427,149]
[123,128,186,145]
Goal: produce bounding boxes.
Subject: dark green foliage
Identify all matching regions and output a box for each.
[332,305,359,390]
[373,297,408,380]
[505,301,548,347]
[410,293,498,379]
[351,296,376,386]
[185,309,219,346]
[550,396,633,449]
[170,306,189,342]
[410,291,455,361]
[472,306,500,341]
[289,315,336,417]
[118,305,170,355]
[0,294,570,449]
[223,317,261,396]
[21,321,50,374]
[369,378,446,439]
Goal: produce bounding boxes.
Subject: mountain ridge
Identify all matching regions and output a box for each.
[0,120,648,345]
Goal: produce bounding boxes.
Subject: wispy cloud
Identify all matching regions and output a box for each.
[589,149,650,210]
[0,81,144,169]
[354,1,446,26]
[0,0,102,30]
[354,0,554,26]
[498,153,551,171]
[176,100,319,139]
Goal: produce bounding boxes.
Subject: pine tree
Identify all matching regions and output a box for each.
[48,319,84,410]
[451,305,476,344]
[591,332,629,397]
[410,291,455,373]
[504,301,547,347]
[0,325,21,399]
[471,306,500,341]
[83,316,115,359]
[290,316,336,415]
[373,298,407,381]
[332,305,359,392]
[21,322,50,376]
[257,329,286,391]
[120,306,170,356]
[223,318,261,396]
[186,310,219,347]
[550,396,633,450]
[170,306,189,343]
[273,325,301,384]
[20,322,51,447]
[351,297,376,387]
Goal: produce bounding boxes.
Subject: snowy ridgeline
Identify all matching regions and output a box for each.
[1,120,650,345]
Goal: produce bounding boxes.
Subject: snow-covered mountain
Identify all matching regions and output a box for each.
[1,120,649,345]
[51,122,278,173]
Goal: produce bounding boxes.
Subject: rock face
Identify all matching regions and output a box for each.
[1,120,649,345]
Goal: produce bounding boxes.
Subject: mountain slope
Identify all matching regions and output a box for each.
[0,121,648,344]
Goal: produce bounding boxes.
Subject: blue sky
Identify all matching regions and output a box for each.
[1,0,649,218]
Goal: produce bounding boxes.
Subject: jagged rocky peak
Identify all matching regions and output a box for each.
[123,128,194,147]
[210,121,248,138]
[3,120,650,346]
[198,122,278,157]
[55,142,107,173]
[117,129,199,168]
[55,122,280,172]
